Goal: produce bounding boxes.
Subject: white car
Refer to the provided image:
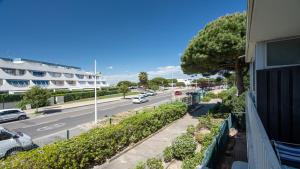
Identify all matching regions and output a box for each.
[0,109,27,123]
[0,127,33,158]
[146,92,157,96]
[132,96,148,104]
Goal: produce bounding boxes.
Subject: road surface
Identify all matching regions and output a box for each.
[1,92,173,139]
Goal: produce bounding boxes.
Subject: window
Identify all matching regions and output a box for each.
[48,72,62,77]
[51,80,64,86]
[76,74,84,79]
[30,71,46,77]
[66,81,76,85]
[32,80,49,87]
[267,38,300,66]
[2,68,25,76]
[0,131,12,141]
[7,80,29,87]
[64,73,74,78]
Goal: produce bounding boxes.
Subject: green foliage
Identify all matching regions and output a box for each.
[17,86,51,110]
[119,84,129,98]
[197,115,212,130]
[176,82,186,87]
[172,134,197,160]
[149,84,159,91]
[117,81,137,87]
[194,132,207,144]
[186,125,195,136]
[181,152,204,169]
[181,12,247,94]
[1,102,187,169]
[63,89,120,102]
[0,94,23,103]
[149,77,169,86]
[146,158,163,169]
[139,72,149,88]
[163,146,173,162]
[134,161,146,169]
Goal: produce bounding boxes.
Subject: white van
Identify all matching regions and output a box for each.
[0,127,33,158]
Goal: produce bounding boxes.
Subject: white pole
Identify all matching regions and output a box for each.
[171,72,174,101]
[94,60,97,124]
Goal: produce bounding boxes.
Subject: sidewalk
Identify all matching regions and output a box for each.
[94,103,214,169]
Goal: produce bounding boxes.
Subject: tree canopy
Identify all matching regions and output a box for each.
[119,84,130,98]
[138,72,148,88]
[149,77,169,86]
[117,81,137,87]
[17,86,51,112]
[181,13,247,94]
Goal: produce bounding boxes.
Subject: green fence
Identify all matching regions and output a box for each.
[201,112,245,168]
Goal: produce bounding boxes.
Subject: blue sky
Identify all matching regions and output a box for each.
[0,0,246,84]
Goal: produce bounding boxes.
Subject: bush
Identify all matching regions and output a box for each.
[186,125,195,136]
[163,146,173,162]
[181,152,203,169]
[172,134,196,160]
[0,94,23,103]
[146,158,163,169]
[197,115,212,130]
[0,102,187,169]
[134,161,146,169]
[194,132,207,144]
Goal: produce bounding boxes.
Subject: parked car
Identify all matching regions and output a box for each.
[139,93,148,97]
[174,91,183,96]
[0,127,33,158]
[0,109,27,123]
[132,96,148,104]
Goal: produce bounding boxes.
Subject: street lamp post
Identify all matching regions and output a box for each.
[94,60,97,124]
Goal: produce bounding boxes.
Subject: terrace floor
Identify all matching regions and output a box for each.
[215,131,247,169]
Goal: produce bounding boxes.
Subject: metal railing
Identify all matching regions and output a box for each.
[246,92,281,169]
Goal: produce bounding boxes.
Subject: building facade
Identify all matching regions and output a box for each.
[240,0,300,168]
[0,57,109,93]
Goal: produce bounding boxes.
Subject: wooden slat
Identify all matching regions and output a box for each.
[292,67,300,143]
[280,69,291,142]
[257,70,269,135]
[269,70,279,140]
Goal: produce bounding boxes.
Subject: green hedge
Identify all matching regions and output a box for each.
[63,89,120,102]
[0,102,187,169]
[0,94,23,103]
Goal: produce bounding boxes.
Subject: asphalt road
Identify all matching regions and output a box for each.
[1,92,172,139]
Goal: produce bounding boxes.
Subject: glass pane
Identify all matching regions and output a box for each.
[267,38,300,66]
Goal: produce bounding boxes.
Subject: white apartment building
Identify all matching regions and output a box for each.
[0,57,109,93]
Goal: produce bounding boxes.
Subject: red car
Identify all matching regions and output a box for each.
[174,91,182,96]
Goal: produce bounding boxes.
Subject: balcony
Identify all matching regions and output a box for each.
[32,80,49,87]
[30,70,46,77]
[246,92,281,169]
[6,79,29,88]
[51,80,64,86]
[66,80,76,86]
[64,73,74,78]
[2,68,26,76]
[48,72,62,78]
[75,74,84,79]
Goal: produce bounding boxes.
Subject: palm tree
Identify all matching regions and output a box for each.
[138,72,148,88]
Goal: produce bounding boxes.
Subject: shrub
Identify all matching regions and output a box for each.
[0,94,23,103]
[181,152,203,169]
[134,161,146,169]
[195,132,207,144]
[0,102,187,169]
[163,146,173,162]
[197,115,212,130]
[186,125,195,136]
[146,158,164,169]
[172,134,196,160]
[202,96,211,102]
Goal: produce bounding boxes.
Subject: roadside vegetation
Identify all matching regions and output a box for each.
[0,102,187,169]
[134,113,228,169]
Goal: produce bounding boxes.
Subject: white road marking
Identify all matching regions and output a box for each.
[37,123,65,132]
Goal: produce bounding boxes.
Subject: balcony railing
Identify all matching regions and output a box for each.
[246,92,281,169]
